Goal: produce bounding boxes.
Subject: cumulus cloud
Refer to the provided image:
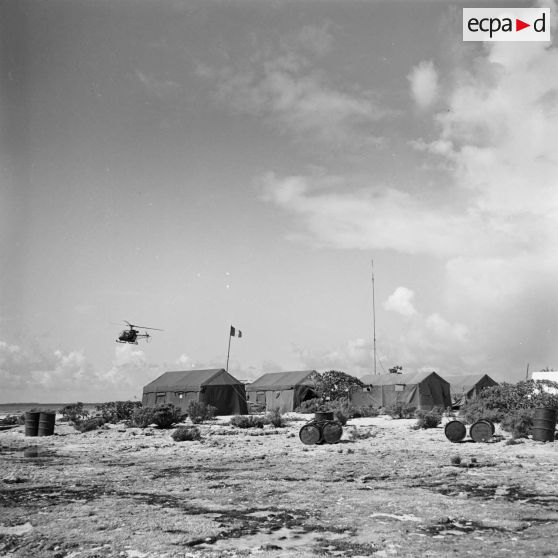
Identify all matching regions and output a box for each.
[135,69,181,101]
[0,342,95,398]
[0,341,159,402]
[294,23,335,56]
[257,171,513,257]
[408,60,439,109]
[384,287,417,317]
[197,25,393,149]
[293,338,373,377]
[175,354,197,368]
[257,12,558,375]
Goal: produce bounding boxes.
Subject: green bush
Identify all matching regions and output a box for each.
[500,408,535,439]
[230,415,268,428]
[414,408,443,429]
[0,414,22,426]
[307,370,364,403]
[351,406,380,418]
[248,402,266,414]
[96,401,142,423]
[131,407,155,428]
[61,402,89,424]
[75,417,106,433]
[385,402,416,419]
[152,404,185,429]
[172,426,202,442]
[187,401,217,424]
[266,408,286,427]
[459,399,503,424]
[460,380,558,424]
[295,398,322,413]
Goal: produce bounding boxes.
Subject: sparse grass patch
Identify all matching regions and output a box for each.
[75,417,106,433]
[346,427,378,441]
[230,415,268,428]
[172,426,202,442]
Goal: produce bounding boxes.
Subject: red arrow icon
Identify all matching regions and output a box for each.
[516,18,530,31]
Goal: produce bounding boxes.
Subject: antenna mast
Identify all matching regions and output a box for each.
[372,259,377,375]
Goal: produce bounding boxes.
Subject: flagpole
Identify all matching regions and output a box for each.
[372,259,377,375]
[226,328,232,372]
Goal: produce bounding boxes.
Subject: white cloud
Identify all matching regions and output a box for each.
[257,171,509,257]
[0,341,159,402]
[408,60,439,109]
[293,337,373,377]
[175,354,197,368]
[384,287,417,317]
[294,23,334,56]
[135,69,180,101]
[198,28,393,149]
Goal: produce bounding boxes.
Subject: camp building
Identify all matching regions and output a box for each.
[350,371,451,410]
[142,369,248,415]
[442,373,498,408]
[246,370,318,412]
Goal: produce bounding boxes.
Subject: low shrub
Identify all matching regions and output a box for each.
[459,399,505,425]
[187,401,217,424]
[385,402,416,419]
[172,426,202,442]
[266,408,286,427]
[414,408,443,429]
[0,414,23,426]
[230,415,268,428]
[152,404,185,429]
[75,417,106,433]
[61,402,89,424]
[346,426,378,441]
[500,408,534,439]
[248,402,266,414]
[96,401,142,424]
[351,406,380,418]
[296,399,379,420]
[334,410,348,426]
[131,407,155,428]
[295,398,322,414]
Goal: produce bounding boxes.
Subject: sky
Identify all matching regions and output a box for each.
[1,0,557,402]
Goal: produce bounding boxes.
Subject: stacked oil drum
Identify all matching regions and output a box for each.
[299,411,343,445]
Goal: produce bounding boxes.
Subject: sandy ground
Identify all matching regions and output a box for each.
[1,413,558,558]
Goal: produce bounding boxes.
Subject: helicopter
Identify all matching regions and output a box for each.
[116,321,163,344]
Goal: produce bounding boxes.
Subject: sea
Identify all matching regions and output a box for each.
[0,403,101,417]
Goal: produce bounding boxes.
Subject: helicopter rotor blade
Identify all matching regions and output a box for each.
[122,321,163,331]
